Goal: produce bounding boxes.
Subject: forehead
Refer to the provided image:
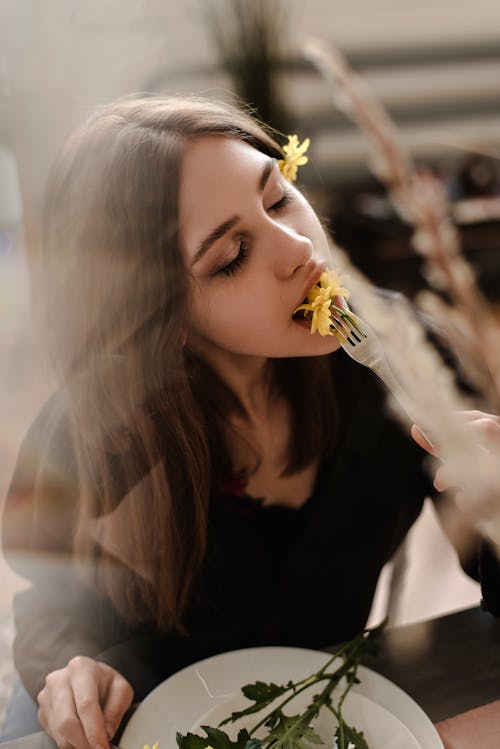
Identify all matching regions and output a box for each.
[178,135,271,255]
[182,134,267,186]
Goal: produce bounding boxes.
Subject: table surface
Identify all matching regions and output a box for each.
[359,604,500,722]
[2,605,500,749]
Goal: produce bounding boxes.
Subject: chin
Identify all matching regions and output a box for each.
[283,332,342,358]
[308,338,342,357]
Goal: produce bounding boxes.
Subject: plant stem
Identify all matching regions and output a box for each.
[249,635,369,738]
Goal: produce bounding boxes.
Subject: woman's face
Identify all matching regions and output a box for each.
[179,135,342,363]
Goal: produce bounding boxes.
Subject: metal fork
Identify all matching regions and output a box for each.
[330,306,434,445]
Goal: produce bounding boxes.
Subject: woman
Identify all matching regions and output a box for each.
[2,96,499,749]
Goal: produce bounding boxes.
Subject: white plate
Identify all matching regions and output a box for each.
[120,646,443,749]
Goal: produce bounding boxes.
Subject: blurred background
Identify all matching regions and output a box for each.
[0,0,499,726]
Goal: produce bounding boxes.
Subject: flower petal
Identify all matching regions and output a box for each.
[296,137,310,155]
[293,303,314,315]
[279,135,310,182]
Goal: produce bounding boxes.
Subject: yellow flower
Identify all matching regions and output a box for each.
[318,268,350,301]
[277,135,310,182]
[294,286,333,336]
[143,742,159,749]
[293,267,350,337]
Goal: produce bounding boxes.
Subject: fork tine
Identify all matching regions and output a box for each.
[343,311,368,340]
[329,312,353,341]
[331,319,357,346]
[329,308,350,333]
[330,308,365,345]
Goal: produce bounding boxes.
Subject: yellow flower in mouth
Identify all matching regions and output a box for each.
[278,135,310,182]
[295,286,334,336]
[293,267,350,337]
[318,268,350,301]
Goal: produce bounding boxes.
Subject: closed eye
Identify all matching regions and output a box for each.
[268,191,294,212]
[216,240,249,277]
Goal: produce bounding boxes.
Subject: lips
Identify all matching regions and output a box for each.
[292,267,325,316]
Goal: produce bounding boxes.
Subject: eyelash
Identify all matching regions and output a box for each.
[269,191,292,212]
[216,190,294,277]
[218,241,249,277]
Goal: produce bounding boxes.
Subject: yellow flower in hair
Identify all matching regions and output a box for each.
[278,135,310,182]
[293,267,350,337]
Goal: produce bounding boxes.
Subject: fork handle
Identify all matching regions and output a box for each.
[372,360,435,448]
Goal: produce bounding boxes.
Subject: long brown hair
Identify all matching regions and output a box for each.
[39,96,337,632]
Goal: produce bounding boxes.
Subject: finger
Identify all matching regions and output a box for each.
[433,464,456,493]
[102,673,134,740]
[39,679,90,749]
[411,424,438,456]
[70,664,110,749]
[458,410,500,424]
[470,417,500,448]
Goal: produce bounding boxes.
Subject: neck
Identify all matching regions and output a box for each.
[192,345,274,421]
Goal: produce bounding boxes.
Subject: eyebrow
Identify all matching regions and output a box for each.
[191,157,276,266]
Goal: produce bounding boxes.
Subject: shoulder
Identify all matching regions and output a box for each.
[2,388,78,565]
[13,389,76,486]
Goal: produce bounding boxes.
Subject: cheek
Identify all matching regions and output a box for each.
[189,284,279,345]
[187,284,244,335]
[186,282,211,334]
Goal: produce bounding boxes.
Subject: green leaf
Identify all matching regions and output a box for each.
[298,724,323,746]
[246,740,265,749]
[242,682,290,703]
[265,712,323,749]
[220,682,290,725]
[176,727,255,749]
[180,622,386,749]
[176,732,210,749]
[334,722,370,749]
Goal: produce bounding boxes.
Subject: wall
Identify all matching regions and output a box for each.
[2,0,500,233]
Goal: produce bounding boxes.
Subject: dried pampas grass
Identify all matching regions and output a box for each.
[304,37,500,412]
[304,37,500,543]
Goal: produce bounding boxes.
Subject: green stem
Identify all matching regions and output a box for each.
[329,304,365,338]
[258,672,342,749]
[326,670,362,749]
[249,652,363,740]
[327,705,345,748]
[248,673,331,736]
[232,626,383,746]
[316,632,367,676]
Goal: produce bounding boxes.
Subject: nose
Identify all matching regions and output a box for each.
[270,224,313,279]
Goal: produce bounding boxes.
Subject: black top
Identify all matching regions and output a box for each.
[2,353,499,702]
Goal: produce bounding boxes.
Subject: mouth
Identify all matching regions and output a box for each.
[292,310,312,329]
[291,292,349,331]
[292,296,314,322]
[290,266,351,336]
[291,269,325,320]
